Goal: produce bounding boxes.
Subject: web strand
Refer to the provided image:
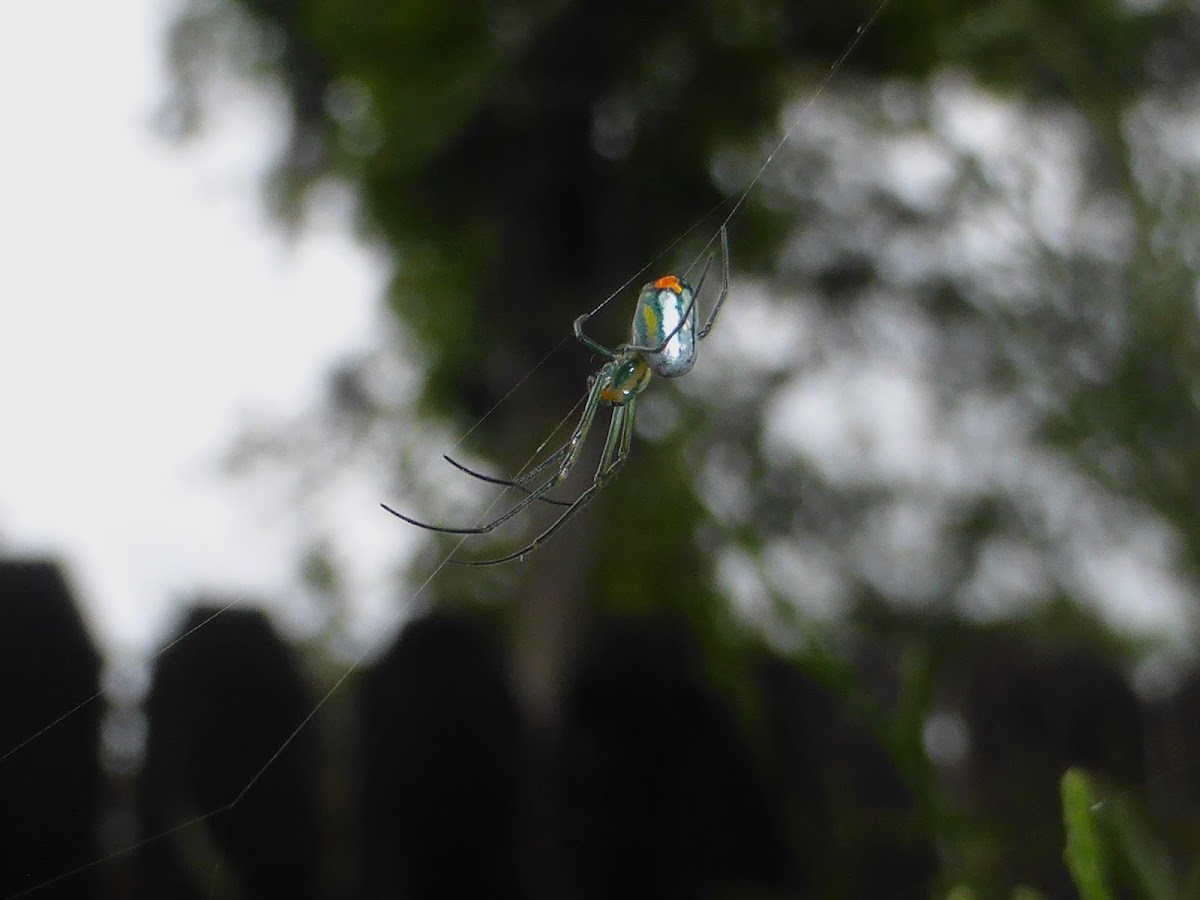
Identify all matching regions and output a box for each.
[584,0,897,320]
[3,414,566,899]
[3,4,899,897]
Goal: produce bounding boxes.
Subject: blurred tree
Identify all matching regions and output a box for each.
[161,0,1200,894]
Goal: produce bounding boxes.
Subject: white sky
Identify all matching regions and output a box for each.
[0,1,395,656]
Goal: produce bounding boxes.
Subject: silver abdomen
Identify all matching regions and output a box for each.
[631,277,697,378]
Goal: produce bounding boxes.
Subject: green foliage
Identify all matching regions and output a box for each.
[163,1,1200,896]
[1062,769,1116,900]
[1061,768,1187,900]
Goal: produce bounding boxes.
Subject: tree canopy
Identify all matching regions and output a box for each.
[162,0,1200,894]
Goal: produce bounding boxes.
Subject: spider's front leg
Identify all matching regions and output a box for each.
[574,313,617,360]
[696,224,730,340]
[380,365,614,536]
[439,454,573,508]
[453,391,637,566]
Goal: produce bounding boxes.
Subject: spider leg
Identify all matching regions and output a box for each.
[450,439,572,491]
[452,392,636,566]
[697,224,730,340]
[622,225,729,354]
[380,371,609,535]
[441,388,590,501]
[441,453,573,508]
[685,236,717,297]
[573,313,617,359]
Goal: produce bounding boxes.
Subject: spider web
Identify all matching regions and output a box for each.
[5,0,1200,896]
[0,4,893,896]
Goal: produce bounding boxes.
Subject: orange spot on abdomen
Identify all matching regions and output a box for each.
[653,275,682,293]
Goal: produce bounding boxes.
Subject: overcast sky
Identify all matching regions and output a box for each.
[0,1,402,656]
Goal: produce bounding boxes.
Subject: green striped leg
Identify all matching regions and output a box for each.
[380,370,610,535]
[454,393,636,566]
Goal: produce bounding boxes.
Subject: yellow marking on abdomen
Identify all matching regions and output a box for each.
[642,303,658,336]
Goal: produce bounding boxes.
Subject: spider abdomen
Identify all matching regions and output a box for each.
[632,275,697,377]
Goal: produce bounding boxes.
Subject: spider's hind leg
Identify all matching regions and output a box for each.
[380,370,610,536]
[441,453,572,508]
[452,393,636,566]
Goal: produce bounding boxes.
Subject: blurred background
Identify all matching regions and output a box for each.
[2,0,1200,897]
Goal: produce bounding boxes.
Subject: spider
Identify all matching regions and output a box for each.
[382,225,730,565]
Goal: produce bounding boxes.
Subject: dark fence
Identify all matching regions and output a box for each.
[1,557,1190,899]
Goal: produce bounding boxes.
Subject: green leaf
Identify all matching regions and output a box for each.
[1061,768,1114,900]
